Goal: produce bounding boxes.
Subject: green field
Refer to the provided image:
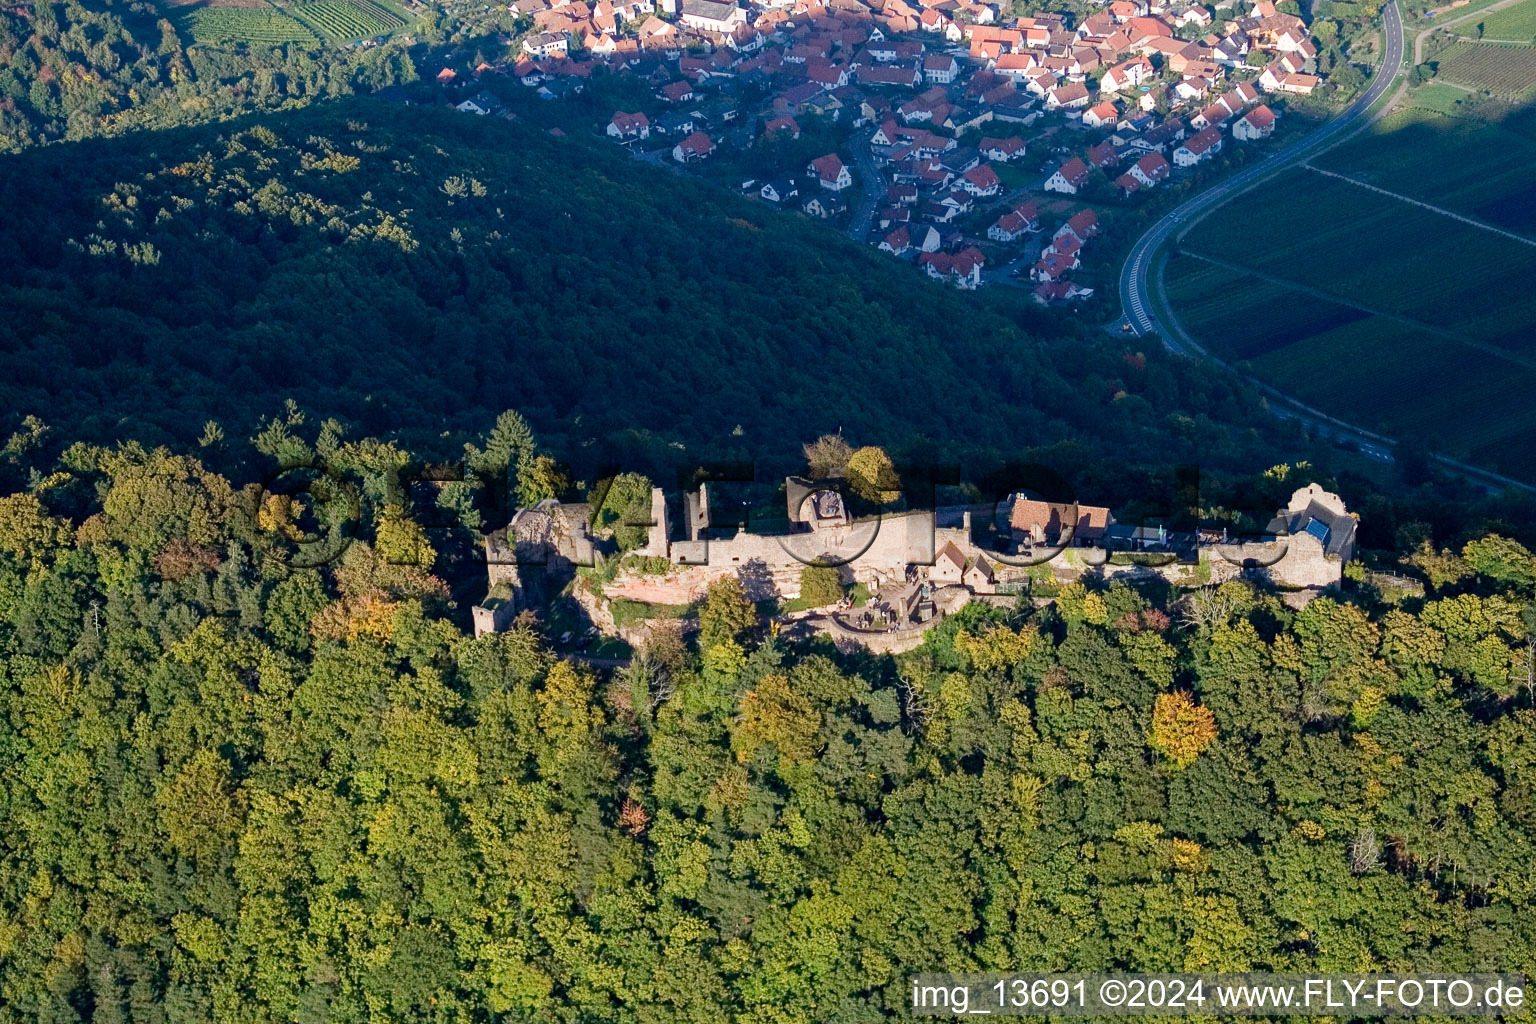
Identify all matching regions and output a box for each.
[1166,250,1536,476]
[1183,172,1536,346]
[1472,0,1536,40]
[1400,81,1479,114]
[1318,108,1536,228]
[290,0,406,40]
[1165,124,1536,479]
[1435,39,1536,97]
[180,5,318,44]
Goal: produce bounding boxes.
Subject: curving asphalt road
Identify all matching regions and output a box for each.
[1118,0,1403,344]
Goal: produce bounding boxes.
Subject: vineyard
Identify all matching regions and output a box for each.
[1473,0,1536,40]
[181,5,318,44]
[290,0,407,40]
[1163,161,1536,478]
[1435,40,1536,98]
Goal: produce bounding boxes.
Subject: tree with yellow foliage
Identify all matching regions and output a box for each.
[844,446,900,504]
[734,673,820,765]
[375,504,436,568]
[1150,690,1217,768]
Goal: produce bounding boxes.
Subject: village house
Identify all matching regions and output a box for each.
[1055,208,1099,245]
[606,109,651,139]
[455,91,503,115]
[1083,101,1119,128]
[958,163,1002,196]
[672,130,714,162]
[809,152,853,190]
[919,247,985,288]
[1172,124,1222,166]
[1232,103,1276,140]
[1129,150,1171,186]
[1176,3,1212,26]
[1100,56,1154,93]
[1031,249,1078,282]
[759,178,798,204]
[1033,279,1095,304]
[1087,139,1121,171]
[651,111,696,135]
[678,0,747,31]
[987,200,1040,241]
[979,136,1027,162]
[858,62,922,87]
[523,31,569,57]
[922,53,960,84]
[1044,156,1091,194]
[1045,81,1091,111]
[763,114,800,138]
[658,79,695,102]
[803,192,849,218]
[1144,118,1187,149]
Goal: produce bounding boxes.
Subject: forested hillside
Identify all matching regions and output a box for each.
[0,97,1296,472]
[2,433,1536,1022]
[0,0,417,150]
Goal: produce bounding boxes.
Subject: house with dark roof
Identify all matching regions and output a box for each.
[1259,484,1356,587]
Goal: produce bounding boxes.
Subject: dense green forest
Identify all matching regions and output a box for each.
[3,429,1536,1022]
[0,98,1320,477]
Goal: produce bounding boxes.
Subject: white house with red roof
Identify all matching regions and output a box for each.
[1277,73,1319,94]
[673,131,714,162]
[1172,124,1222,166]
[1055,208,1100,245]
[958,163,1002,196]
[607,110,651,139]
[1045,81,1091,110]
[979,136,1027,162]
[809,153,853,190]
[1044,156,1091,194]
[1031,249,1079,282]
[920,247,985,288]
[1129,151,1171,186]
[1044,232,1082,261]
[659,79,695,102]
[1034,280,1095,304]
[1232,103,1276,140]
[1086,139,1121,170]
[764,115,800,139]
[919,7,963,39]
[1100,56,1153,93]
[988,200,1041,241]
[1083,101,1119,128]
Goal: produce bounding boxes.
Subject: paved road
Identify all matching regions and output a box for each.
[1117,0,1403,344]
[848,129,882,241]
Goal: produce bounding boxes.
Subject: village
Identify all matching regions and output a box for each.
[473,477,1358,654]
[434,0,1327,304]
